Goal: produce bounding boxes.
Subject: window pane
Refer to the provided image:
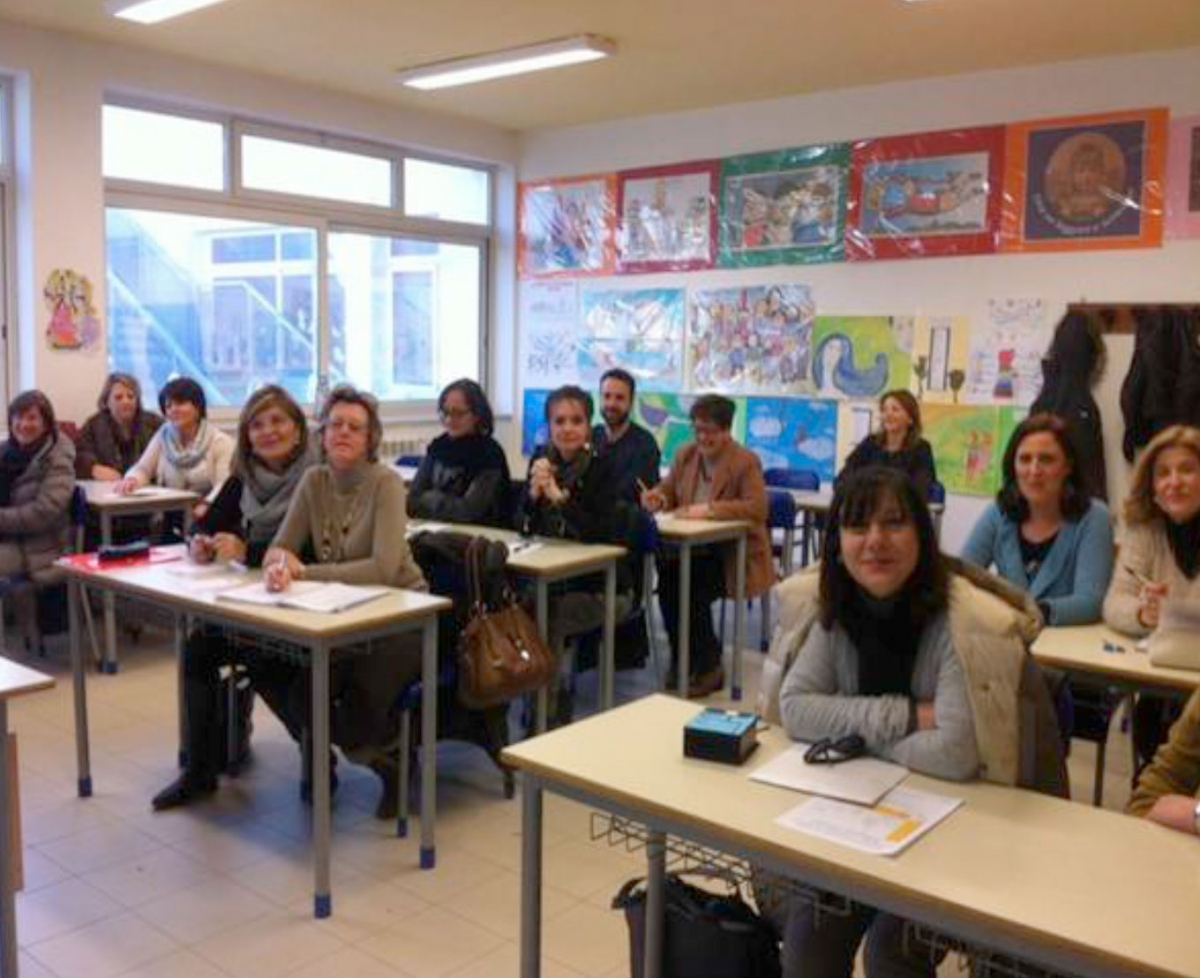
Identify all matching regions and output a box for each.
[106,208,318,407]
[103,105,225,191]
[241,135,393,207]
[404,158,489,224]
[328,233,481,402]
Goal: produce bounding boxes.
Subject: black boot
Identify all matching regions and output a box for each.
[152,772,217,811]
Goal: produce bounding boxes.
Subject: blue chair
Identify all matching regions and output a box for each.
[721,489,797,653]
[395,454,424,469]
[928,480,945,540]
[764,468,821,567]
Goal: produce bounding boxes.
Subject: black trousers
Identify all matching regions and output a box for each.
[656,547,724,676]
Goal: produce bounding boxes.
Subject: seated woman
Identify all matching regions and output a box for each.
[962,413,1113,626]
[407,378,510,527]
[641,394,771,698]
[758,466,1055,978]
[1105,425,1200,766]
[115,376,234,502]
[1127,687,1200,835]
[840,389,937,500]
[75,372,163,481]
[264,385,427,818]
[152,385,318,810]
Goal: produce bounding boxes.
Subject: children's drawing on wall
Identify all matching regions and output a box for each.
[743,397,839,485]
[859,155,989,237]
[44,269,101,350]
[688,284,815,393]
[965,299,1050,407]
[635,393,701,464]
[911,315,970,402]
[923,403,1004,496]
[518,175,616,278]
[809,316,911,399]
[616,162,718,272]
[718,143,849,267]
[521,388,552,456]
[520,281,579,387]
[1165,114,1200,240]
[578,288,684,389]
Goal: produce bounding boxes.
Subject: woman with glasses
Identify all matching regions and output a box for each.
[407,378,511,527]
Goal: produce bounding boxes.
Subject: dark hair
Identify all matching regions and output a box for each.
[233,385,308,477]
[819,466,948,631]
[599,368,636,400]
[997,413,1090,522]
[7,390,57,443]
[438,378,494,436]
[875,389,922,449]
[544,385,593,424]
[98,372,143,412]
[690,394,736,430]
[158,377,207,418]
[319,384,383,462]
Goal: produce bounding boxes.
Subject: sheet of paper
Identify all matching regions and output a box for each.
[216,580,389,613]
[775,785,963,856]
[750,743,908,806]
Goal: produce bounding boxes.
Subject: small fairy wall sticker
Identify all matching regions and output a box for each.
[44,269,101,350]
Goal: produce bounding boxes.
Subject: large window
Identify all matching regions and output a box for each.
[103,104,491,415]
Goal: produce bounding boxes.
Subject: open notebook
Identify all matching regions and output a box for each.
[216,580,389,614]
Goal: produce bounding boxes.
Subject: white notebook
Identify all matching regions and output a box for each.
[775,786,964,856]
[216,580,389,614]
[750,743,908,806]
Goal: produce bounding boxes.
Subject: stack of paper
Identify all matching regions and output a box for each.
[217,580,389,613]
[775,786,963,856]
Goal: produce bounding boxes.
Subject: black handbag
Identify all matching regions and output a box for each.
[613,871,781,978]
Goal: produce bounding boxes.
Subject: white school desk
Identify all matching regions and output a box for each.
[408,520,626,730]
[0,659,54,978]
[787,488,945,564]
[1032,623,1200,696]
[80,481,199,674]
[653,515,750,700]
[57,553,450,918]
[503,694,1200,978]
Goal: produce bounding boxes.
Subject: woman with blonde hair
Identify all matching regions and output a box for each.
[76,372,163,481]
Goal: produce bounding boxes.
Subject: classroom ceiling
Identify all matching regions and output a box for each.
[3,0,1199,132]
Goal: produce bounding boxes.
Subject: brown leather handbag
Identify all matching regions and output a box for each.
[457,537,556,709]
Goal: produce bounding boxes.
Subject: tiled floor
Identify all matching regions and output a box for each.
[5,611,1136,977]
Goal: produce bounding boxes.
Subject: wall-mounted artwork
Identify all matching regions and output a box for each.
[911,315,971,403]
[964,298,1050,407]
[1001,108,1167,252]
[718,144,849,267]
[1166,114,1200,241]
[521,388,552,457]
[518,174,616,278]
[578,287,685,390]
[616,161,719,273]
[810,316,912,399]
[519,281,579,387]
[923,403,1004,496]
[688,284,815,393]
[744,397,839,485]
[846,126,1006,261]
[44,269,102,350]
[634,392,700,464]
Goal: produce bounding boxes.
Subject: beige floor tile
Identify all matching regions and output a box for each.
[385,844,508,905]
[357,905,506,978]
[192,909,346,978]
[134,877,275,945]
[117,948,233,977]
[285,877,429,944]
[234,845,370,908]
[37,819,163,875]
[19,848,73,893]
[542,902,629,978]
[443,870,577,942]
[20,796,123,848]
[16,877,124,947]
[169,819,299,873]
[540,840,641,903]
[26,910,179,978]
[16,950,57,978]
[82,845,215,908]
[290,945,414,978]
[447,942,588,978]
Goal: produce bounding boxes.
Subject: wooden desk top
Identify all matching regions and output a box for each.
[0,658,55,700]
[1033,623,1200,693]
[653,514,751,543]
[504,694,1200,978]
[81,480,198,511]
[58,554,449,642]
[408,521,626,577]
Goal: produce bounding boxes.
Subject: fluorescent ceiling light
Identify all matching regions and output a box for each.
[397,34,616,91]
[107,0,233,25]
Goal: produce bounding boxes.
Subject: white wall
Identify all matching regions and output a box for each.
[518,47,1200,551]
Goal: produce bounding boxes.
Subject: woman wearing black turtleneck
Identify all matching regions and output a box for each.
[407,379,511,527]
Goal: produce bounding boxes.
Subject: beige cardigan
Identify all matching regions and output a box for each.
[1104,520,1200,638]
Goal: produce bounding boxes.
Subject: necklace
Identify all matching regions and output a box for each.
[319,480,367,563]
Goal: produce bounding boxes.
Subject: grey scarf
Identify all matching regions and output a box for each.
[240,441,318,545]
[161,419,215,480]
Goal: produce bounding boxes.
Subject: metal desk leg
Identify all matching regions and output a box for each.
[311,643,332,919]
[602,562,616,711]
[419,617,437,869]
[732,533,747,701]
[644,827,666,978]
[535,582,549,735]
[0,700,16,978]
[677,542,691,698]
[519,775,543,978]
[100,512,117,674]
[69,580,92,799]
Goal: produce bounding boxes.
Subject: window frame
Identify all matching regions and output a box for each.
[102,97,493,424]
[0,77,14,410]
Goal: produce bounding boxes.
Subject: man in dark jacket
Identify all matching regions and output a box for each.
[591,368,661,504]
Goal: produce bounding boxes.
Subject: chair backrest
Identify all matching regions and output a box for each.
[70,485,88,553]
[396,454,424,469]
[764,467,819,492]
[766,488,797,529]
[928,480,946,505]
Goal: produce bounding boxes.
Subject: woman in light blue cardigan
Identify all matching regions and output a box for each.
[961,413,1113,625]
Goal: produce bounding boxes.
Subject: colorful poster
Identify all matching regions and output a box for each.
[519,281,579,387]
[1166,114,1200,240]
[718,144,849,267]
[518,174,616,278]
[616,161,719,273]
[923,404,1004,497]
[521,389,552,456]
[1001,108,1167,252]
[688,285,815,393]
[633,393,749,465]
[846,127,1006,261]
[810,316,912,400]
[911,315,971,403]
[964,299,1051,407]
[578,287,685,390]
[744,397,839,485]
